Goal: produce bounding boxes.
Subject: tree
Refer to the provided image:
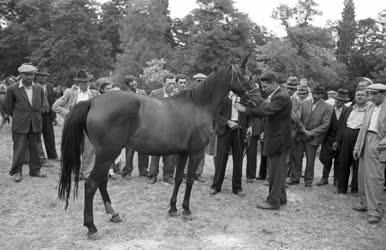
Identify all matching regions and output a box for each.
[337,0,356,65]
[139,58,171,92]
[115,0,174,79]
[169,0,267,75]
[30,0,113,86]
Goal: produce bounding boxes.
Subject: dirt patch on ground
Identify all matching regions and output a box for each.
[0,120,385,249]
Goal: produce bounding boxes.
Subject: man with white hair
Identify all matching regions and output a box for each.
[5,63,48,182]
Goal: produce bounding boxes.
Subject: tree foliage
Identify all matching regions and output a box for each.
[337,0,356,65]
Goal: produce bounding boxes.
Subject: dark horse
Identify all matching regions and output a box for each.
[58,61,253,239]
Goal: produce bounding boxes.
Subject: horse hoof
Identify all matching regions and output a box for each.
[168,210,181,217]
[110,213,122,223]
[182,210,193,221]
[87,231,102,241]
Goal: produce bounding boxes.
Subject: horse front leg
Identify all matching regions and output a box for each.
[182,150,204,220]
[169,153,188,217]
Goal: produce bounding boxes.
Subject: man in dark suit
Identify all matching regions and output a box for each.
[289,85,333,187]
[246,85,264,182]
[36,68,58,161]
[5,63,48,182]
[335,88,368,194]
[119,75,149,179]
[317,89,350,187]
[211,91,247,196]
[235,71,292,209]
[147,74,176,184]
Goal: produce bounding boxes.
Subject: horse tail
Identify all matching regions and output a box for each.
[58,100,92,210]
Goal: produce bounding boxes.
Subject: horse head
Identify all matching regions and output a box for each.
[229,53,255,106]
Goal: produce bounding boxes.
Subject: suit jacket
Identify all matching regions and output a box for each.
[130,88,146,96]
[214,96,247,136]
[5,81,45,133]
[296,99,333,146]
[52,85,99,119]
[37,83,56,121]
[149,87,175,99]
[245,88,292,156]
[354,101,386,161]
[246,89,264,136]
[323,105,348,144]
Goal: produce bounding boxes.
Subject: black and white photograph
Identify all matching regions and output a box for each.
[0,0,385,248]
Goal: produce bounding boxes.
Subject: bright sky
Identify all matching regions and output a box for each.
[168,0,385,36]
[98,0,385,37]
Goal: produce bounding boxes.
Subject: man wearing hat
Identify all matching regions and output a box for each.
[326,90,337,106]
[52,69,99,179]
[334,88,369,194]
[191,73,207,88]
[5,63,48,182]
[234,71,292,209]
[120,75,149,179]
[35,68,58,162]
[289,84,333,187]
[353,83,386,224]
[317,89,350,187]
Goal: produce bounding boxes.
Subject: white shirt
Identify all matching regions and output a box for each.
[266,86,280,103]
[368,104,381,132]
[77,87,91,103]
[163,88,170,98]
[326,98,335,106]
[19,80,33,105]
[346,104,367,129]
[229,91,239,121]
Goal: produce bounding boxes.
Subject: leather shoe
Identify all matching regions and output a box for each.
[256,176,265,180]
[287,180,299,185]
[122,172,132,180]
[305,182,312,188]
[163,177,174,184]
[194,175,206,183]
[368,216,381,224]
[210,189,220,195]
[256,200,280,210]
[148,176,157,184]
[316,177,328,186]
[13,172,22,182]
[280,200,287,206]
[263,180,269,186]
[352,205,367,212]
[30,172,47,178]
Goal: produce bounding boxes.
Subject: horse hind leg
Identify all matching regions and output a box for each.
[99,179,122,223]
[84,148,120,240]
[182,150,204,220]
[169,153,189,217]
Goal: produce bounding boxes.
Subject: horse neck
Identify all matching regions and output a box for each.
[196,69,231,115]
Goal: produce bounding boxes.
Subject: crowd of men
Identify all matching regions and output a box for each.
[1,62,385,225]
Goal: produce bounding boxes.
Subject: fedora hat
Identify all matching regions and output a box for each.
[284,76,299,89]
[74,69,92,82]
[333,89,350,102]
[36,67,51,76]
[193,73,207,80]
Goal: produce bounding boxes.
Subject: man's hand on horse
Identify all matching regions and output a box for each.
[227,120,238,130]
[233,103,246,112]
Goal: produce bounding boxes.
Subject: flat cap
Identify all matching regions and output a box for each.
[366,83,386,92]
[95,77,113,90]
[193,73,207,80]
[259,71,278,82]
[18,63,37,73]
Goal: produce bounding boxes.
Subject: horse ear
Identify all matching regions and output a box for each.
[241,52,251,70]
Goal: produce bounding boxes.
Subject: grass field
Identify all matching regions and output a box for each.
[0,120,385,249]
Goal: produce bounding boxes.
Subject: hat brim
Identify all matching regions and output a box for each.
[334,96,350,102]
[74,77,92,82]
[285,84,299,89]
[297,91,309,95]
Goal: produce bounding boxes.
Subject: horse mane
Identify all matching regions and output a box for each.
[172,65,234,106]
